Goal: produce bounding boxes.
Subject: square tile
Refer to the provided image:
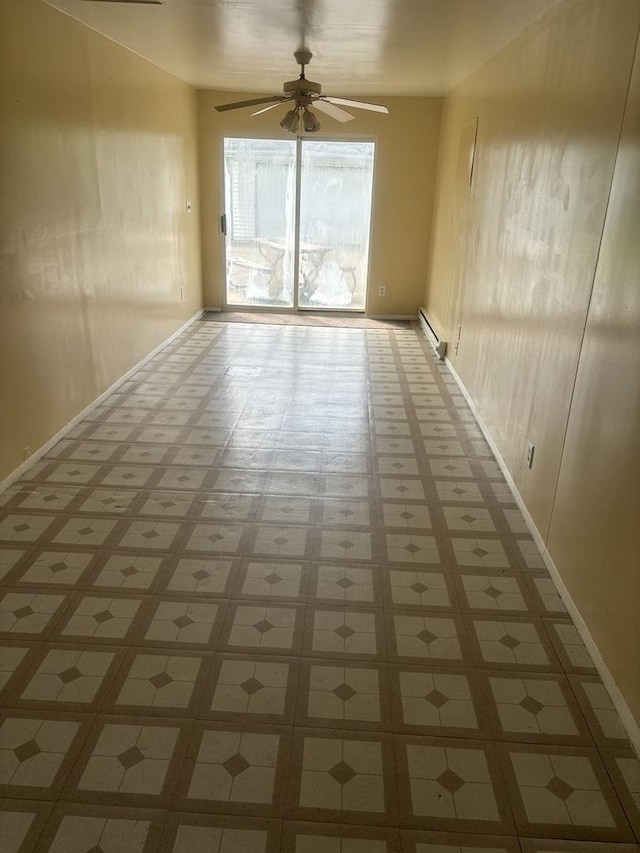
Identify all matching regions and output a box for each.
[390,666,487,737]
[429,460,473,478]
[162,557,237,596]
[517,539,546,570]
[452,539,509,569]
[320,475,370,500]
[400,830,520,852]
[385,534,440,565]
[108,651,204,715]
[305,608,384,660]
[17,552,94,587]
[569,676,631,747]
[53,518,117,547]
[456,574,532,614]
[281,821,400,852]
[376,457,420,475]
[481,672,592,745]
[258,496,313,524]
[139,491,195,518]
[67,718,187,805]
[423,441,465,457]
[386,612,468,666]
[142,600,224,648]
[57,595,142,642]
[544,620,598,674]
[220,603,303,655]
[0,516,56,544]
[318,500,371,528]
[91,555,164,591]
[77,488,138,515]
[157,468,206,491]
[15,487,79,512]
[287,730,397,826]
[436,482,483,503]
[0,799,52,853]
[396,735,513,833]
[0,549,25,582]
[311,564,382,606]
[234,561,307,601]
[317,531,373,562]
[297,661,390,731]
[497,743,633,842]
[34,804,164,853]
[159,812,281,853]
[0,593,66,637]
[116,521,180,551]
[100,467,154,488]
[380,479,426,501]
[185,523,246,555]
[468,617,559,671]
[174,723,291,816]
[12,646,120,710]
[381,503,432,530]
[525,575,568,615]
[0,645,32,693]
[206,655,299,724]
[600,749,640,840]
[385,571,456,610]
[0,714,89,799]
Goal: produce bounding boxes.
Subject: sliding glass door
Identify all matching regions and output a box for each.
[223,138,297,308]
[223,137,375,311]
[298,141,374,310]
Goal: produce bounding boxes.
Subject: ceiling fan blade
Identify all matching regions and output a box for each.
[314,100,355,123]
[215,96,285,113]
[79,1,162,4]
[323,97,389,114]
[250,100,292,117]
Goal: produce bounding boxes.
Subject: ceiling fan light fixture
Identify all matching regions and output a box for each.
[302,108,321,133]
[280,109,300,134]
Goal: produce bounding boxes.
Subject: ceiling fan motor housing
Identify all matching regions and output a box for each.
[283,78,321,96]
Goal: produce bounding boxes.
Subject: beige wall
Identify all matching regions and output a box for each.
[424,0,640,727]
[548,39,640,731]
[0,0,202,482]
[197,92,442,316]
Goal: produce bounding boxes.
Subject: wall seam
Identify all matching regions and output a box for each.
[543,20,640,545]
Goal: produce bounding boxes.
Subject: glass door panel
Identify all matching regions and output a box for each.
[223,138,297,307]
[298,140,375,310]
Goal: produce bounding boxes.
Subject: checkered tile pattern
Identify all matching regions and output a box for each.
[0,318,637,852]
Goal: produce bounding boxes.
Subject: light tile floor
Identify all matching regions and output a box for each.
[0,319,638,853]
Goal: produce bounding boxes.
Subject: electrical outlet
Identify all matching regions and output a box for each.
[23,446,31,461]
[186,201,192,213]
[378,286,386,297]
[526,442,535,469]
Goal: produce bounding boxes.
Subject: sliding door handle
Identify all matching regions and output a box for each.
[220,214,227,236]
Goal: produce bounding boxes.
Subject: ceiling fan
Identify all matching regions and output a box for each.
[215,50,389,134]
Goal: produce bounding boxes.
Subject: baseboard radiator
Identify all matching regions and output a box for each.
[418,307,447,360]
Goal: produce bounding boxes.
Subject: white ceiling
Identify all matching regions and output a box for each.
[46,0,559,96]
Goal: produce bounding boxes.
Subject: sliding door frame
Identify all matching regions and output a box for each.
[220,133,377,314]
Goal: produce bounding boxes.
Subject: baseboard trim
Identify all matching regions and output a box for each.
[444,356,640,756]
[0,310,204,496]
[541,542,640,756]
[367,314,416,320]
[204,308,415,321]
